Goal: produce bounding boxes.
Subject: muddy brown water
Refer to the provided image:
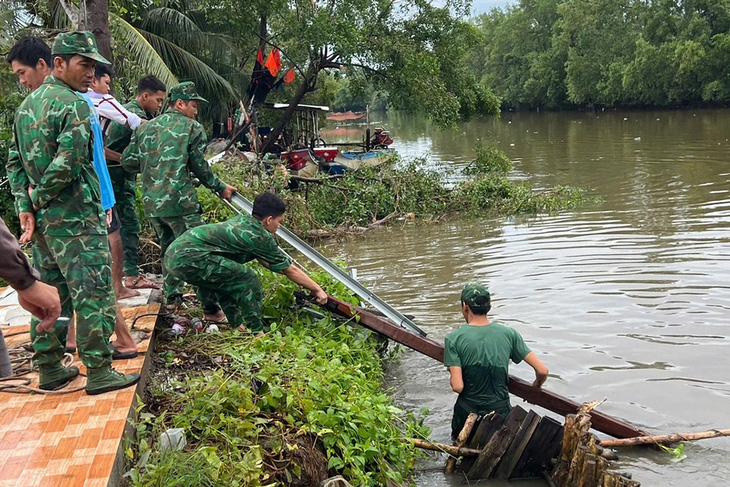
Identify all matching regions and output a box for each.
[318,110,730,486]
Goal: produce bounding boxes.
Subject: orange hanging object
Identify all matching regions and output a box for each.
[265,49,281,77]
[283,68,295,84]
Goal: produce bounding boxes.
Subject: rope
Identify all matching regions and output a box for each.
[0,332,86,395]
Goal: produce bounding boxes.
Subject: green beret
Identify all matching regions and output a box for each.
[169,81,207,103]
[51,31,110,64]
[461,283,491,308]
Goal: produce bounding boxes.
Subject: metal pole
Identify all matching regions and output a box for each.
[225,192,427,337]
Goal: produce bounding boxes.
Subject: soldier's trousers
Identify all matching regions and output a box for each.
[150,214,204,303]
[108,166,140,277]
[31,232,115,368]
[165,253,264,332]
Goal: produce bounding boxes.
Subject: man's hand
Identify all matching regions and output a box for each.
[16,281,62,334]
[106,209,113,228]
[532,376,546,389]
[312,288,328,305]
[220,184,237,200]
[19,212,35,244]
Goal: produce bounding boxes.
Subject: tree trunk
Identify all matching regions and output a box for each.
[82,0,113,63]
[260,72,315,154]
[599,428,730,448]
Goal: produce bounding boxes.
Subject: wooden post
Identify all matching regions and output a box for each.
[445,412,478,474]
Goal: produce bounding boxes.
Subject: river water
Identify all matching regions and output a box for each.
[319,109,730,486]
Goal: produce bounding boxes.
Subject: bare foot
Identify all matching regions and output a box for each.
[205,310,228,323]
[116,286,141,300]
[111,340,137,354]
[124,275,160,290]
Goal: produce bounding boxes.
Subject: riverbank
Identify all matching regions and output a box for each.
[123,268,430,486]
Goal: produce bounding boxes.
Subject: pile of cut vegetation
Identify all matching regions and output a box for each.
[124,267,429,487]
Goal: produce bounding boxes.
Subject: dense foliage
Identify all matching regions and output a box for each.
[126,268,429,486]
[473,0,730,110]
[195,147,593,238]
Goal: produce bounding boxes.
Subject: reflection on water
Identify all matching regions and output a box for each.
[316,109,730,486]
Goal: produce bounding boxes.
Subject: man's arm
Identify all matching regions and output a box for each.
[7,130,35,242]
[96,95,142,129]
[0,218,61,333]
[448,366,464,393]
[30,100,91,210]
[280,264,328,304]
[524,352,549,389]
[187,124,237,199]
[104,147,122,163]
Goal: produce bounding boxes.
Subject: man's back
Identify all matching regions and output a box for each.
[444,322,531,411]
[124,109,205,217]
[169,214,291,271]
[10,76,105,236]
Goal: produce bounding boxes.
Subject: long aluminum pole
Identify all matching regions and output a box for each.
[226,192,427,337]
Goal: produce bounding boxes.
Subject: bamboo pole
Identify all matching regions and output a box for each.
[600,428,730,448]
[445,412,478,473]
[409,438,481,457]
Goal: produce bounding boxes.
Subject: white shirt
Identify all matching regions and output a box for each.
[87,90,143,137]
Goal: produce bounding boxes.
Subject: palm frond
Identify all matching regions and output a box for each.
[138,29,239,104]
[109,13,178,88]
[0,3,29,50]
[139,7,202,51]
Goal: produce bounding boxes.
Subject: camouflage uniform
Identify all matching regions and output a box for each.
[106,100,149,277]
[6,35,115,370]
[164,214,291,332]
[122,82,226,303]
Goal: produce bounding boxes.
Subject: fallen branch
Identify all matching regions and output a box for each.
[445,412,478,473]
[407,438,481,457]
[599,428,730,448]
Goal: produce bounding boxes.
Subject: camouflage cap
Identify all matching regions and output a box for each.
[51,31,110,64]
[169,81,208,103]
[461,283,491,308]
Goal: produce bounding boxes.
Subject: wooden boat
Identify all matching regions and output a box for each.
[328,148,395,174]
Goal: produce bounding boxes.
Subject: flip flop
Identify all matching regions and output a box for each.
[110,344,139,360]
[124,275,160,290]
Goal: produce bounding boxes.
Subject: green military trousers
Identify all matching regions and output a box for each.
[108,166,140,277]
[150,214,204,304]
[31,232,115,369]
[165,253,265,332]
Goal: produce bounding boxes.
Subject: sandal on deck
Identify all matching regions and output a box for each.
[124,275,160,290]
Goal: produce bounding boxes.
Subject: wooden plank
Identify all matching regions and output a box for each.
[460,412,504,472]
[322,296,650,439]
[510,416,563,479]
[466,406,528,480]
[495,410,542,479]
[511,415,564,480]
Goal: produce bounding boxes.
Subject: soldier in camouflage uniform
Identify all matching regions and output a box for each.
[164,192,328,333]
[105,75,167,288]
[122,81,237,308]
[6,31,140,394]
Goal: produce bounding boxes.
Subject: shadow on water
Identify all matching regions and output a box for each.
[320,109,730,486]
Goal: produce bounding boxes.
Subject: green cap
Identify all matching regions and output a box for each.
[51,31,110,64]
[169,81,207,103]
[461,283,491,308]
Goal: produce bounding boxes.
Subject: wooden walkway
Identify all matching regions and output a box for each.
[0,287,158,487]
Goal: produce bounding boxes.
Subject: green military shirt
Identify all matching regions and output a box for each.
[444,322,531,413]
[121,108,226,217]
[105,100,148,154]
[170,213,291,271]
[7,76,106,236]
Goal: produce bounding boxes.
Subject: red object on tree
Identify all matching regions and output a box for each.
[283,68,295,84]
[265,49,282,77]
[257,47,264,65]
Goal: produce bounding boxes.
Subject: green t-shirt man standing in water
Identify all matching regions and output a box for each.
[444,283,549,440]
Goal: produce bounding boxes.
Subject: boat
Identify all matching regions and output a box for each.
[281,148,319,179]
[328,148,395,174]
